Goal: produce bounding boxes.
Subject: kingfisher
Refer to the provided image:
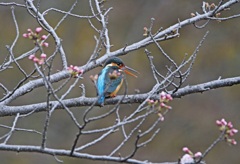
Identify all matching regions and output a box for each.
[97,57,138,104]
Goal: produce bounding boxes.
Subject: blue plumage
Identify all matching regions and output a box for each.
[97,66,122,103]
[96,57,138,105]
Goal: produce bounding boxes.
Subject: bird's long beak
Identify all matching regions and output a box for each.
[124,66,139,78]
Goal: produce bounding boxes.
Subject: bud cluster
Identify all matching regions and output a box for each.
[216,118,238,145]
[181,147,202,163]
[28,53,47,65]
[23,27,49,47]
[205,2,216,10]
[108,70,121,80]
[143,27,148,37]
[67,65,84,78]
[147,91,173,121]
[90,74,98,82]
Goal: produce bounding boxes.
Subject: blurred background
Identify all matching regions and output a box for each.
[0,0,240,163]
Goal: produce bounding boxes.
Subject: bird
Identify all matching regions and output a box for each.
[97,57,138,104]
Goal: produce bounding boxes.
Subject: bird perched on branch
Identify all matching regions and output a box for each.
[97,57,138,105]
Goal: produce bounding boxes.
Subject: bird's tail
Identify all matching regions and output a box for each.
[98,95,105,104]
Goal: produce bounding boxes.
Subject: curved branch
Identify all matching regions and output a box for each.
[1,76,240,117]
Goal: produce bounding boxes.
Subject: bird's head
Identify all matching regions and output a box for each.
[104,57,138,77]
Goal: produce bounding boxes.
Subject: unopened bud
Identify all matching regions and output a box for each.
[35,27,42,34]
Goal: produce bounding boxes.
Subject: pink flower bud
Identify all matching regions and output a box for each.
[227,122,233,128]
[143,27,147,31]
[94,74,98,80]
[232,128,238,134]
[35,27,42,34]
[160,116,164,121]
[216,120,222,126]
[41,35,47,40]
[181,154,193,164]
[38,60,44,65]
[166,94,173,101]
[90,75,94,80]
[73,66,79,72]
[28,55,35,60]
[182,147,190,153]
[27,29,32,33]
[232,139,237,145]
[70,65,74,69]
[147,99,151,103]
[221,118,227,126]
[160,91,166,100]
[150,100,154,104]
[33,58,39,63]
[42,42,49,47]
[74,74,79,78]
[78,69,84,74]
[194,152,202,158]
[160,102,165,108]
[40,53,47,59]
[23,33,28,38]
[228,132,234,136]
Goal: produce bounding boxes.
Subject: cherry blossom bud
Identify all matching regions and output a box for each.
[232,128,238,134]
[215,13,220,17]
[40,53,47,59]
[191,13,195,17]
[181,154,194,164]
[74,74,79,78]
[210,3,215,9]
[23,33,28,38]
[28,55,35,60]
[27,29,32,33]
[160,102,165,108]
[160,116,164,121]
[231,139,237,145]
[35,27,42,34]
[150,100,154,104]
[228,131,234,136]
[143,27,147,31]
[221,118,227,126]
[205,2,209,8]
[216,120,222,126]
[194,152,202,158]
[160,91,166,100]
[227,122,233,128]
[33,58,39,63]
[73,66,79,72]
[182,147,190,153]
[78,69,84,74]
[166,94,173,101]
[94,74,98,80]
[38,60,44,65]
[41,35,47,40]
[70,65,74,69]
[42,42,49,47]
